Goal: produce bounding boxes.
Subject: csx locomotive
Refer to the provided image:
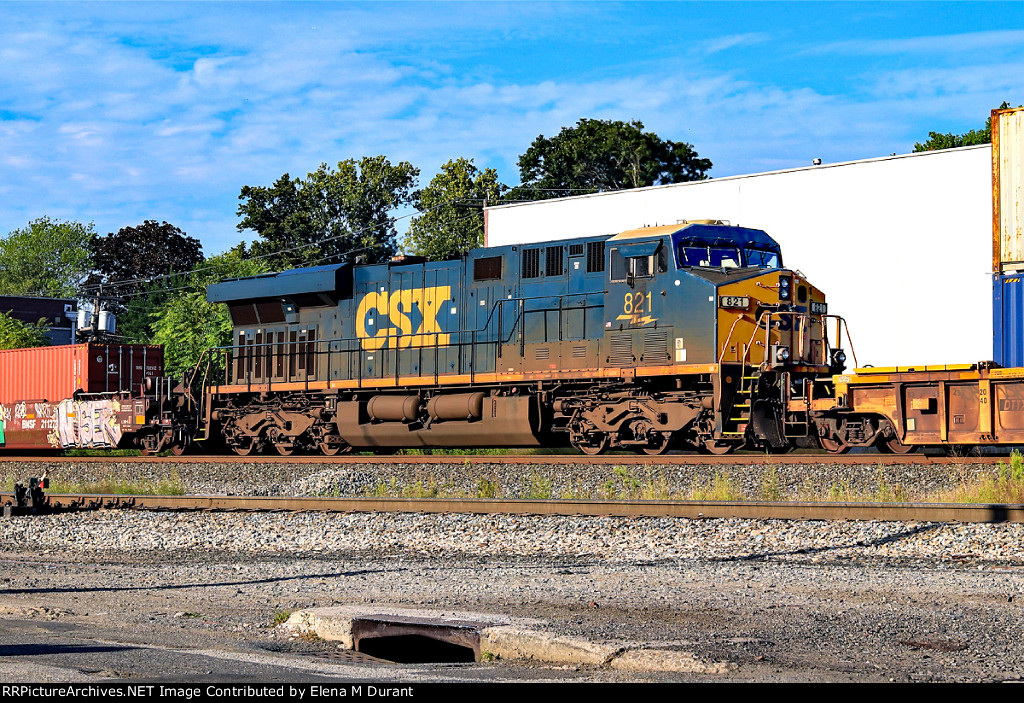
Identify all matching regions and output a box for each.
[180,220,849,456]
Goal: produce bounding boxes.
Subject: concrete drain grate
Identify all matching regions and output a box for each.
[351,616,484,663]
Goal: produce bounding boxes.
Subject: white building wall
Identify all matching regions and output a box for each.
[485,146,992,367]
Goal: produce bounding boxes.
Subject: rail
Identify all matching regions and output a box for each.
[8,492,1024,524]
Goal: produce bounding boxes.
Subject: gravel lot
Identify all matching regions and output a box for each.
[1,457,1023,682]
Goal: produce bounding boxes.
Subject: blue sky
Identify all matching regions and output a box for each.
[1,1,1022,255]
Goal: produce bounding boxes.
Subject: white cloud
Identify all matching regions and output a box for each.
[813,29,1024,56]
[0,4,1018,254]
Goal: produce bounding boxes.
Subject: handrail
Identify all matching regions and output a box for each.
[212,292,601,390]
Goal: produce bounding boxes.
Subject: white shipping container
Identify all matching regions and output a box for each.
[485,146,992,367]
[995,107,1024,272]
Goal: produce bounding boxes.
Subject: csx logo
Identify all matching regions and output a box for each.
[355,286,451,351]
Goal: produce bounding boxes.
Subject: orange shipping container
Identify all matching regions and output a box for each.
[0,344,164,404]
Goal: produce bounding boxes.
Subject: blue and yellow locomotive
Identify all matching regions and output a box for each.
[200,221,848,455]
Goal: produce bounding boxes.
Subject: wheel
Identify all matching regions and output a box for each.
[274,443,295,456]
[700,439,738,455]
[319,442,352,457]
[319,443,342,456]
[877,436,918,454]
[640,432,672,456]
[169,443,188,456]
[231,439,255,456]
[819,436,851,454]
[574,433,609,455]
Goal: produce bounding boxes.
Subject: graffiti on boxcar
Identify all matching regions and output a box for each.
[49,399,124,449]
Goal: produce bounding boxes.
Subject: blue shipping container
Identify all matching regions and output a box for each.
[994,273,1024,366]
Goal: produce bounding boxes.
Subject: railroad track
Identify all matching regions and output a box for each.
[0,452,1012,466]
[6,492,1023,523]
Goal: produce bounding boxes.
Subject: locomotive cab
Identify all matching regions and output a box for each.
[602,221,846,453]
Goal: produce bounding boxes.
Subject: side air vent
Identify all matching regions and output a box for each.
[586,241,606,273]
[609,334,634,366]
[641,331,670,365]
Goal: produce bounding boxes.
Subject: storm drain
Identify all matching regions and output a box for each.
[351,616,483,663]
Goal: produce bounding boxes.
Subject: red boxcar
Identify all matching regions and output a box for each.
[0,344,164,450]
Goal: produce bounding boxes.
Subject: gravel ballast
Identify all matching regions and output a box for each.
[0,456,1005,500]
[2,456,1023,682]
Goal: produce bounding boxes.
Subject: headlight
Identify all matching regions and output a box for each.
[775,347,790,362]
[778,276,792,300]
[719,295,750,309]
[832,349,847,367]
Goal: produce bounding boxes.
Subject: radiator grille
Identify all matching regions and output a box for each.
[609,334,634,366]
[534,347,550,360]
[586,241,606,273]
[522,248,540,278]
[641,331,670,365]
[545,245,565,276]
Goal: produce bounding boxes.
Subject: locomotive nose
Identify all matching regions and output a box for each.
[717,270,832,371]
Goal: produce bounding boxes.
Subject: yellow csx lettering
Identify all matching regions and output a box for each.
[355,286,452,351]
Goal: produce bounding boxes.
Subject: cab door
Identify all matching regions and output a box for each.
[604,239,672,369]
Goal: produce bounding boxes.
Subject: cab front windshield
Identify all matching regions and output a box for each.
[678,244,781,269]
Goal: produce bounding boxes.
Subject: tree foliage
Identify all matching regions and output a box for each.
[238,156,419,270]
[151,247,268,378]
[914,101,1013,152]
[0,217,94,297]
[0,310,49,350]
[90,221,203,296]
[515,118,712,200]
[235,174,315,271]
[88,220,204,344]
[405,158,505,260]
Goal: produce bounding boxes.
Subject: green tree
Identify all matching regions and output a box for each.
[238,156,419,270]
[914,101,1013,152]
[117,277,185,344]
[405,158,505,260]
[0,217,94,297]
[236,174,316,271]
[151,247,269,378]
[514,118,712,200]
[89,220,204,344]
[89,221,203,296]
[0,310,48,350]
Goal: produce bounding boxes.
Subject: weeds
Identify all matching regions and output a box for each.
[827,479,855,502]
[932,449,1024,504]
[689,470,744,501]
[523,473,553,499]
[48,471,185,496]
[273,610,291,626]
[348,449,1024,504]
[870,466,907,502]
[62,448,141,457]
[638,469,672,500]
[475,477,500,499]
[760,465,782,502]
